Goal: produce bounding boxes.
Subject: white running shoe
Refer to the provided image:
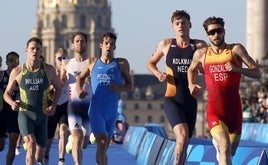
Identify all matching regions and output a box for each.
[15,148,21,155]
[58,161,64,165]
[212,138,220,161]
[65,135,73,154]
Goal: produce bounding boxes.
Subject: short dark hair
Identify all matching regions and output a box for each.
[171,10,190,23]
[100,32,117,44]
[203,17,225,32]
[26,37,42,48]
[71,32,88,43]
[6,51,19,60]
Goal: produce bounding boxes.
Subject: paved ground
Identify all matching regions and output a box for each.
[1,138,267,165]
[0,140,137,165]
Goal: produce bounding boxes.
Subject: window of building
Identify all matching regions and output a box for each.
[62,15,67,28]
[80,15,86,29]
[160,115,165,123]
[134,116,139,123]
[147,103,152,110]
[134,103,139,110]
[147,116,152,123]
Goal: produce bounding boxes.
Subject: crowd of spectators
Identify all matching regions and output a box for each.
[242,87,268,123]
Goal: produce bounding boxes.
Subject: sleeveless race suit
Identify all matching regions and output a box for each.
[163,39,197,138]
[204,45,242,142]
[18,63,50,147]
[0,71,20,138]
[67,58,91,133]
[89,58,122,137]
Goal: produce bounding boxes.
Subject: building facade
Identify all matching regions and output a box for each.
[32,0,114,65]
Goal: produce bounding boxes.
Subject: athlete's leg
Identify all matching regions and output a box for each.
[58,123,69,162]
[173,123,189,165]
[229,133,241,156]
[71,129,84,165]
[212,131,232,165]
[23,134,37,165]
[67,112,84,165]
[95,133,109,165]
[36,145,46,164]
[15,134,22,155]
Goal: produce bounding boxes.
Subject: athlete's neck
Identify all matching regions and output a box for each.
[26,60,40,71]
[100,55,114,64]
[176,37,191,48]
[211,42,227,54]
[74,53,87,62]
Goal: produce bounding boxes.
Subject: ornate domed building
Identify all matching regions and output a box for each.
[32,0,114,65]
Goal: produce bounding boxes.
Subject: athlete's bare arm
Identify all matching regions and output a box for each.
[147,39,171,82]
[187,48,206,98]
[112,58,133,91]
[45,64,62,116]
[59,59,69,85]
[76,58,96,98]
[3,66,22,111]
[228,43,261,79]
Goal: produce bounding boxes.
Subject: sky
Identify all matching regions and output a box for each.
[0,0,246,74]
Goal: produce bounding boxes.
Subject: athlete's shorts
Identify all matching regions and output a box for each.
[68,102,90,118]
[47,101,68,139]
[68,102,91,136]
[89,100,118,138]
[164,96,197,138]
[90,111,117,138]
[0,105,20,138]
[18,111,48,148]
[207,113,242,143]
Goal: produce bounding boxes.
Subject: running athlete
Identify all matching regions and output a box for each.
[45,47,70,165]
[76,32,132,165]
[60,32,92,165]
[0,52,20,165]
[187,17,261,165]
[4,37,62,165]
[147,10,206,165]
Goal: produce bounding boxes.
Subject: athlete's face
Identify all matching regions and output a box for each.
[100,37,116,56]
[55,52,68,69]
[26,41,42,61]
[72,35,87,54]
[172,18,191,38]
[206,24,225,47]
[6,54,19,70]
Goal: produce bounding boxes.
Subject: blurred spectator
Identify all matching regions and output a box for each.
[255,88,268,123]
[242,98,254,122]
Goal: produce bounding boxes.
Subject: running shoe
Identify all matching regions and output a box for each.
[65,135,73,154]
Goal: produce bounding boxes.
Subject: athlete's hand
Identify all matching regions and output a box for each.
[225,62,237,72]
[11,100,20,111]
[189,85,202,99]
[110,81,119,92]
[157,72,167,82]
[45,105,56,116]
[78,90,88,99]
